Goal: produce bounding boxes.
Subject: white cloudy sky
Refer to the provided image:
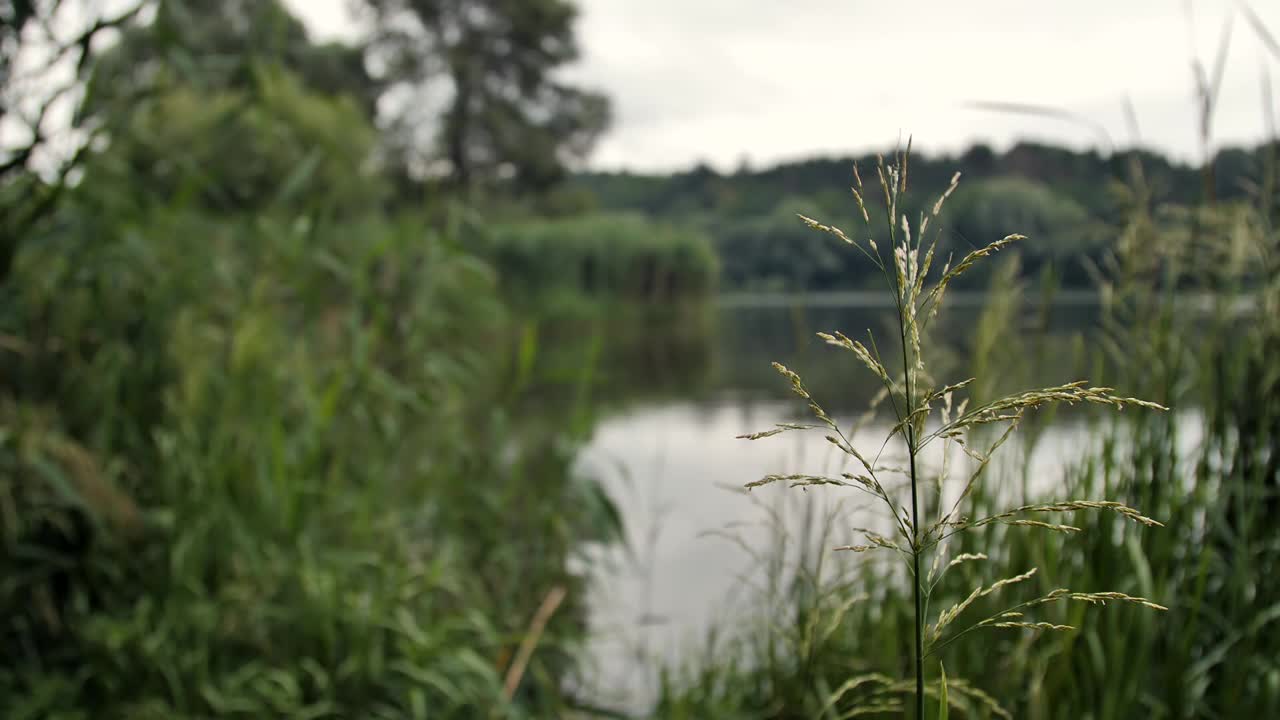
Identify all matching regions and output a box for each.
[285,0,1280,172]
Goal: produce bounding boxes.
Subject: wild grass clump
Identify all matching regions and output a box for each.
[0,197,621,718]
[1049,133,1280,716]
[655,136,1279,718]
[736,148,1166,717]
[927,140,1280,715]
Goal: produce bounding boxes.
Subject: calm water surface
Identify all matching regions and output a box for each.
[568,294,1201,710]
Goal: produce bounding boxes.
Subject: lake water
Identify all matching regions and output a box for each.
[566,293,1201,711]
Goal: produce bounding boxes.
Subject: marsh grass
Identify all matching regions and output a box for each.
[0,200,625,718]
[657,132,1279,716]
[736,149,1167,718]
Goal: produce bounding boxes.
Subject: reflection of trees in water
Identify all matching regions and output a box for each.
[520,303,716,417]
[713,296,1111,413]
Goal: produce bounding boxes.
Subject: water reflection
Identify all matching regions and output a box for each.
[566,294,1186,710]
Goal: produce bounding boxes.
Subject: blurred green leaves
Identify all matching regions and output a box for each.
[83,64,385,214]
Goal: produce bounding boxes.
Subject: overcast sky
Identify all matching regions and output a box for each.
[284,0,1280,173]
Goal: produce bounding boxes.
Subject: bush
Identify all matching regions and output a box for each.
[0,201,617,718]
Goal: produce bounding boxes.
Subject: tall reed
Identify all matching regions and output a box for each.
[738,148,1166,717]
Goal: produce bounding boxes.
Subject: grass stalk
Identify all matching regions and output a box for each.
[737,147,1166,718]
[908,426,924,719]
[893,210,926,719]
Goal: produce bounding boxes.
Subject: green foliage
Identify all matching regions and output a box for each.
[575,142,1279,292]
[944,178,1104,287]
[2,1,147,282]
[0,192,621,716]
[672,153,1167,719]
[80,0,376,114]
[656,143,1280,719]
[74,0,607,204]
[7,3,1279,718]
[2,2,672,717]
[365,0,611,194]
[710,199,863,292]
[84,65,386,213]
[480,213,717,307]
[938,664,948,720]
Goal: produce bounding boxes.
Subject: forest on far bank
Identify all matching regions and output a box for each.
[574,139,1276,291]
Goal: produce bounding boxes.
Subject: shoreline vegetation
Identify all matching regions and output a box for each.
[3,142,1277,719]
[2,0,1277,717]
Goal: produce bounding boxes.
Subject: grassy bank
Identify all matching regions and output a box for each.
[652,151,1280,718]
[0,197,628,718]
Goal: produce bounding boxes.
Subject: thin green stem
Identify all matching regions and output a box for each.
[888,195,925,719]
[903,345,924,719]
[910,477,924,719]
[875,153,925,719]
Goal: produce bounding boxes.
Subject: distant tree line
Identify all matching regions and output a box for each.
[5,0,1275,295]
[573,141,1279,291]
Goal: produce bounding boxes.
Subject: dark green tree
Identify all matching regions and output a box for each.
[2,1,144,282]
[71,0,386,213]
[363,0,610,195]
[82,64,385,213]
[80,0,376,118]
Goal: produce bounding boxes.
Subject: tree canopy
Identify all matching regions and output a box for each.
[84,64,385,214]
[363,0,611,195]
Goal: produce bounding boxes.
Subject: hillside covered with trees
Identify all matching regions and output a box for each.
[574,140,1276,291]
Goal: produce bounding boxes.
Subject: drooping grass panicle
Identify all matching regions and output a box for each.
[817,673,899,717]
[928,568,1038,645]
[924,382,1168,446]
[735,422,824,441]
[816,331,893,385]
[928,552,988,592]
[932,172,963,218]
[928,587,1168,660]
[926,416,1021,544]
[922,234,1020,326]
[958,500,1165,532]
[797,214,883,270]
[834,527,905,555]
